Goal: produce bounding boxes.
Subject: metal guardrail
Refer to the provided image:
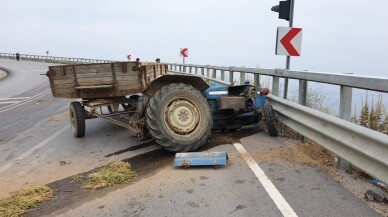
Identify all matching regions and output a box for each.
[0,52,112,64]
[267,95,388,185]
[167,63,388,121]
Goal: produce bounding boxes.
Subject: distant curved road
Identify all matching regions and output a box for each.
[0,59,69,142]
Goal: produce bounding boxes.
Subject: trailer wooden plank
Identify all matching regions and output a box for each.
[116,80,142,88]
[76,74,113,79]
[75,85,114,89]
[115,75,139,81]
[47,62,168,99]
[53,79,76,85]
[76,77,114,86]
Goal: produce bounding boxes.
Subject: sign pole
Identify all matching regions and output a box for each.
[283,0,295,99]
[183,57,185,65]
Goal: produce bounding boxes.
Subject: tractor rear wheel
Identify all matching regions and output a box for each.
[69,101,86,137]
[145,83,212,152]
[263,103,278,137]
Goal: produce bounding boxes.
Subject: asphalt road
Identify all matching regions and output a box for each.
[0,59,383,217]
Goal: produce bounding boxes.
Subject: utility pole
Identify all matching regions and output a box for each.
[284,0,295,99]
[271,0,295,99]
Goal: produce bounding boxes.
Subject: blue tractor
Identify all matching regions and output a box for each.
[203,82,278,135]
[142,77,278,152]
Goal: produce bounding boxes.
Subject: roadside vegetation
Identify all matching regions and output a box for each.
[0,185,53,217]
[351,93,388,135]
[71,160,137,190]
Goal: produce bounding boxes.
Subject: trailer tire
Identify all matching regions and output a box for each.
[263,103,278,137]
[69,101,86,137]
[146,83,212,152]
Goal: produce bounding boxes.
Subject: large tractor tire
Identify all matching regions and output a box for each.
[263,103,278,137]
[69,101,86,137]
[145,83,212,152]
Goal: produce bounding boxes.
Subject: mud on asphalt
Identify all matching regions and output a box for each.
[25,127,262,217]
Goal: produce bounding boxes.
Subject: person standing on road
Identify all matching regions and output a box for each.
[16,52,20,61]
[133,58,142,70]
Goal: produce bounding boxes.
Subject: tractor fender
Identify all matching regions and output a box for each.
[143,74,210,97]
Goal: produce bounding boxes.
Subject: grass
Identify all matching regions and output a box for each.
[0,185,53,217]
[81,161,137,190]
[70,174,85,183]
[35,99,43,104]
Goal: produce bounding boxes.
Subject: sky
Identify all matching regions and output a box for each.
[1,0,388,77]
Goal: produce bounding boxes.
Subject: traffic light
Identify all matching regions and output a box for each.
[271,0,291,21]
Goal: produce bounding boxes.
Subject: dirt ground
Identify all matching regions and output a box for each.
[259,122,388,216]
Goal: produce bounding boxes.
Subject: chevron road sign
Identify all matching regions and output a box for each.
[180,48,188,57]
[276,27,303,56]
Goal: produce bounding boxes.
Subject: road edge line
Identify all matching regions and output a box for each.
[233,143,298,217]
[0,89,51,113]
[0,125,69,175]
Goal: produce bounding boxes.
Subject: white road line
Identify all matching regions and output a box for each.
[233,143,298,217]
[0,101,22,104]
[0,125,69,175]
[0,97,31,100]
[0,89,51,114]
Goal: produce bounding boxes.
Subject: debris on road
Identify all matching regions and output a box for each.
[174,151,228,168]
[82,161,137,190]
[0,185,53,217]
[370,179,388,191]
[364,190,387,202]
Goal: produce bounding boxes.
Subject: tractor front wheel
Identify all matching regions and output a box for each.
[263,103,278,137]
[145,83,212,152]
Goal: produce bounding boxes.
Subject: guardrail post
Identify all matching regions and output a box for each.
[221,70,225,81]
[338,86,353,170]
[272,77,280,96]
[195,67,198,75]
[189,66,192,74]
[212,69,216,78]
[229,71,234,84]
[298,80,307,106]
[201,67,204,76]
[206,66,211,77]
[254,74,260,86]
[240,72,246,85]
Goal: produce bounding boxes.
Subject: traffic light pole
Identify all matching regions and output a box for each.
[283,0,295,99]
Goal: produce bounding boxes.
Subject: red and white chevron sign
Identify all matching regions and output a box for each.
[180,48,188,57]
[276,27,303,56]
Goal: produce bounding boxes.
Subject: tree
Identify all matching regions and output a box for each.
[351,103,359,124]
[380,110,388,135]
[306,88,329,113]
[360,94,369,128]
[369,97,378,131]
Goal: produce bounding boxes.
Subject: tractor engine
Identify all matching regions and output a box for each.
[203,83,269,131]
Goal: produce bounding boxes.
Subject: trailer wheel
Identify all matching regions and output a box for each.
[69,101,86,137]
[146,83,212,152]
[263,103,278,137]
